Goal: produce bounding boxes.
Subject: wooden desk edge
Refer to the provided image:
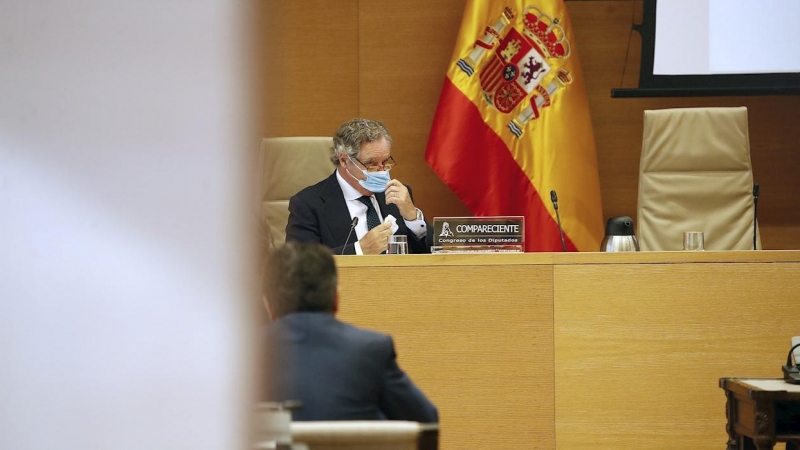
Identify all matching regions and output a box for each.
[336,250,800,268]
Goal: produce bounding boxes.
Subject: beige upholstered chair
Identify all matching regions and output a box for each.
[259,137,335,246]
[637,107,761,251]
[289,421,438,450]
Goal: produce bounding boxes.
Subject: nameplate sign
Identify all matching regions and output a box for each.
[432,216,524,253]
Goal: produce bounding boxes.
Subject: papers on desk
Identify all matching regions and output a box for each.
[740,378,800,393]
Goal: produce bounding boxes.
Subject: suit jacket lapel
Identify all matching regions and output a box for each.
[375,192,406,233]
[319,172,354,246]
[375,192,388,218]
[317,173,408,245]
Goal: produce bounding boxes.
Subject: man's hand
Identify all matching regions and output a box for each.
[385,179,417,221]
[359,222,393,255]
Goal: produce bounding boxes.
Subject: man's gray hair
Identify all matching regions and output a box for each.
[330,118,393,165]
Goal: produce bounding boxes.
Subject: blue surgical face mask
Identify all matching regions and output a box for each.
[358,169,391,193]
[346,156,391,193]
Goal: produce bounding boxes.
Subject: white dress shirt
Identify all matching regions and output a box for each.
[335,170,427,255]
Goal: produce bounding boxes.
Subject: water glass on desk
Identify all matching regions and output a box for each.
[683,231,705,251]
[387,235,408,255]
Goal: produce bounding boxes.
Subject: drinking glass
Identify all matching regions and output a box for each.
[683,231,705,251]
[387,235,408,255]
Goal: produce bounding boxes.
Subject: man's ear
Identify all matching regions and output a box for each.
[262,296,274,321]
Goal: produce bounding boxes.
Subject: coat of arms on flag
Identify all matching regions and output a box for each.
[457,6,574,137]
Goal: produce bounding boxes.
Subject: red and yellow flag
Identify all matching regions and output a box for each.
[425,0,603,252]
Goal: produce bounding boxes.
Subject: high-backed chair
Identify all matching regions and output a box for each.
[637,107,760,251]
[289,421,439,450]
[259,137,335,246]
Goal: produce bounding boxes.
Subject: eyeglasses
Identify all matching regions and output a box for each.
[349,155,396,172]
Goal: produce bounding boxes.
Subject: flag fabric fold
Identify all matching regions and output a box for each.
[425,0,603,252]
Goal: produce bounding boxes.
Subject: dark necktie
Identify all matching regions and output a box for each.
[357,196,380,230]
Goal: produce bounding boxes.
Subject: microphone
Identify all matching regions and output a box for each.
[752,183,759,250]
[341,217,359,255]
[782,341,800,384]
[550,190,567,252]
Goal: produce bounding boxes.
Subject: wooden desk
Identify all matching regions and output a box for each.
[720,378,800,450]
[335,251,800,449]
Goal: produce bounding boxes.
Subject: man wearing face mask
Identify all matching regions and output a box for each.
[286,118,432,255]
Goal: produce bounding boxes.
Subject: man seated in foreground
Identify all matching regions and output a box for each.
[260,242,438,422]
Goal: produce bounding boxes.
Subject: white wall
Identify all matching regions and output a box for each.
[0,1,254,448]
[655,0,800,75]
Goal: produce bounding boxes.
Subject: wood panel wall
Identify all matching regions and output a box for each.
[260,0,800,249]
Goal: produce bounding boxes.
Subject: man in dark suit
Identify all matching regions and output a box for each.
[286,118,432,254]
[260,242,438,422]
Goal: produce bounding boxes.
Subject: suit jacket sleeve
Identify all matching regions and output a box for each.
[286,191,356,255]
[377,336,439,423]
[286,193,322,243]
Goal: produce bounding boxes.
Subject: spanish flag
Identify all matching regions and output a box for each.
[425,0,603,252]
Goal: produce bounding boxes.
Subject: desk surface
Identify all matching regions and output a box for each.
[734,379,800,393]
[335,251,800,450]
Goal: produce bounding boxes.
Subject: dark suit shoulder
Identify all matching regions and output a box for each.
[264,313,390,347]
[334,319,392,348]
[290,171,337,203]
[305,314,393,356]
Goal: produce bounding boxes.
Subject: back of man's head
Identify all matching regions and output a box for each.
[262,242,338,319]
